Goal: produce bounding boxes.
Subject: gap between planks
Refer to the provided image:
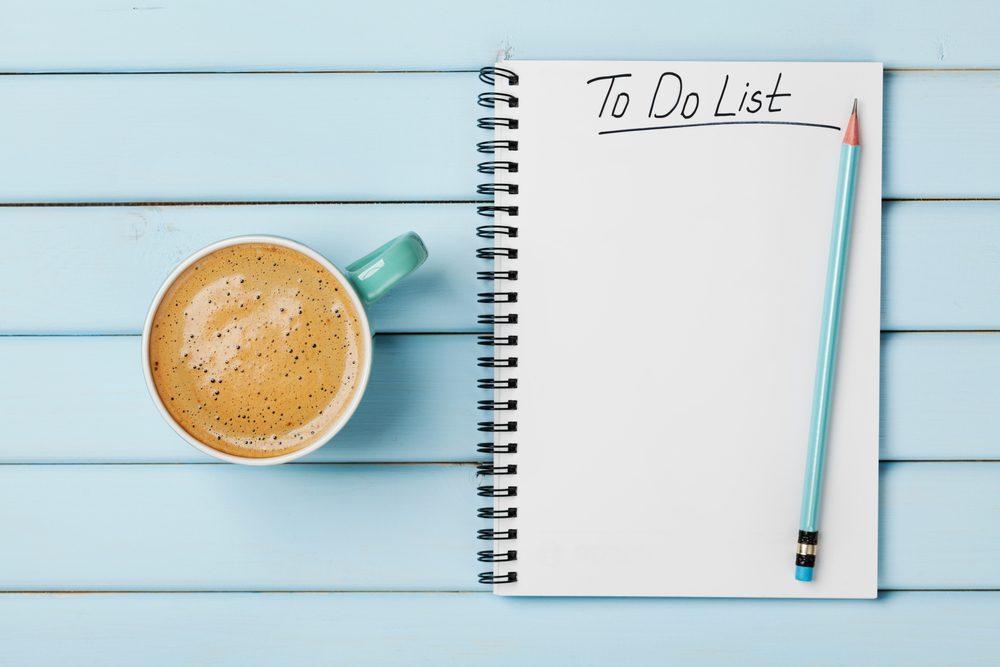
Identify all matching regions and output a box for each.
[0,200,487,207]
[4,330,1000,338]
[0,588,995,594]
[0,67,996,76]
[0,69,480,76]
[881,329,1000,334]
[0,198,998,207]
[0,460,994,466]
[0,461,478,467]
[0,331,484,338]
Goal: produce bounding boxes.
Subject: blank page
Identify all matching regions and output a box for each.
[488,61,882,597]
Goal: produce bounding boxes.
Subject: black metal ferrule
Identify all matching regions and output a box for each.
[798,530,819,545]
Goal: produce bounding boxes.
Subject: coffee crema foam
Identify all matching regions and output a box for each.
[149,243,366,458]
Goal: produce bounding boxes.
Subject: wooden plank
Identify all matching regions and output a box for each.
[880,462,1000,590]
[3,332,1000,463]
[885,72,1000,198]
[883,201,1000,330]
[2,201,1000,335]
[881,333,1000,460]
[0,592,996,667]
[0,335,483,463]
[1,0,997,70]
[0,462,995,590]
[0,72,996,202]
[0,73,478,203]
[0,204,483,334]
[0,464,482,591]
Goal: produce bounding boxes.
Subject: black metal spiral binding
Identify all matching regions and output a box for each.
[477,183,519,195]
[478,291,517,303]
[477,507,518,519]
[478,92,519,109]
[476,65,519,586]
[477,270,518,280]
[478,485,517,497]
[478,335,518,346]
[477,161,518,174]
[478,528,518,540]
[478,313,518,325]
[477,356,517,368]
[476,207,519,220]
[476,223,518,238]
[478,398,518,410]
[477,379,517,390]
[477,117,519,131]
[476,247,518,260]
[476,441,518,453]
[477,421,517,433]
[479,66,519,86]
[477,140,519,153]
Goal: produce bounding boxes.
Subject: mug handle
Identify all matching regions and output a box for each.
[345,231,429,305]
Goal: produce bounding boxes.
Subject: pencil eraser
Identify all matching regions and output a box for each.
[795,565,814,582]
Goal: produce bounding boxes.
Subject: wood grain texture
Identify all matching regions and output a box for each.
[0,73,476,202]
[883,201,1000,330]
[0,72,997,202]
[881,333,1000,460]
[0,464,482,591]
[0,4,997,661]
[1,201,999,334]
[0,462,995,591]
[3,332,1000,463]
[0,0,997,70]
[0,204,481,334]
[883,72,1000,198]
[0,591,997,667]
[0,335,483,463]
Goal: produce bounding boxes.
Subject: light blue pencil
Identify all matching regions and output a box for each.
[796,99,861,582]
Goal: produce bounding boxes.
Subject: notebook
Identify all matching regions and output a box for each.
[475,61,882,598]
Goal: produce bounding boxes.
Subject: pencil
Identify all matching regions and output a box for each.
[795,99,861,582]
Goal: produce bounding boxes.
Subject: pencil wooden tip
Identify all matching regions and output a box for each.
[843,99,860,146]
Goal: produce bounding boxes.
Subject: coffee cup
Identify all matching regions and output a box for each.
[141,232,427,465]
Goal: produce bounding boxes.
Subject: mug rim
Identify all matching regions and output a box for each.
[141,235,374,466]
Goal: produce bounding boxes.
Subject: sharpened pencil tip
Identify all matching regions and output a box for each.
[843,99,860,146]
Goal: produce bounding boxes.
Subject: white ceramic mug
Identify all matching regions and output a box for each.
[141,233,428,465]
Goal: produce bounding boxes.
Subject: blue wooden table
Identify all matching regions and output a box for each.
[1,2,998,664]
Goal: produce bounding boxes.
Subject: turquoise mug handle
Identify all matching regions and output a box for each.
[345,231,429,305]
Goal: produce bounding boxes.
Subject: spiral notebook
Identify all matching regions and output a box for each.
[475,61,882,598]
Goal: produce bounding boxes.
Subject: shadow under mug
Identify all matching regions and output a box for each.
[141,232,428,465]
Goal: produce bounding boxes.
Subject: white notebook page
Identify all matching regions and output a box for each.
[489,61,882,597]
